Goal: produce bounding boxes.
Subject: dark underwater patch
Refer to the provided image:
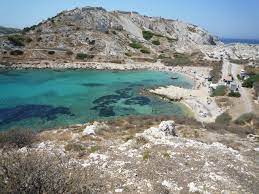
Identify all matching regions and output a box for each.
[81,83,105,87]
[124,96,151,106]
[98,106,115,117]
[115,87,133,98]
[128,83,145,87]
[0,104,74,126]
[93,95,122,104]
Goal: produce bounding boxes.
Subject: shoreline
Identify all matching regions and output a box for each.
[1,61,221,123]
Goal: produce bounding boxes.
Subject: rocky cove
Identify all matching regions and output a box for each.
[0,67,194,131]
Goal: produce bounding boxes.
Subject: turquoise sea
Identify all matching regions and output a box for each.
[0,69,193,131]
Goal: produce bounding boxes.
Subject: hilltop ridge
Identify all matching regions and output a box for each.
[0,6,222,63]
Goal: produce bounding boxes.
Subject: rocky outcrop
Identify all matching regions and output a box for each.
[0,6,220,62]
[158,120,177,136]
[32,120,257,193]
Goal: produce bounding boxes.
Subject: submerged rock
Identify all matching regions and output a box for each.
[124,96,151,106]
[0,104,73,126]
[99,106,115,117]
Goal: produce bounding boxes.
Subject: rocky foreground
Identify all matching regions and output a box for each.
[1,118,257,193]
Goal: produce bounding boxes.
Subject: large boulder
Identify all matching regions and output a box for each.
[159,121,176,136]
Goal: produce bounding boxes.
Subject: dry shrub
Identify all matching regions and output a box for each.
[0,149,106,193]
[0,129,36,148]
[64,143,86,152]
[39,130,73,142]
[206,123,255,137]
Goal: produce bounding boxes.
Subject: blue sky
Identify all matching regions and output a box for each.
[1,0,259,39]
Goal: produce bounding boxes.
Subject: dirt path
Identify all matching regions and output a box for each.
[229,63,253,119]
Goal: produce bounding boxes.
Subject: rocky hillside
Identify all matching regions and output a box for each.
[0,6,220,63]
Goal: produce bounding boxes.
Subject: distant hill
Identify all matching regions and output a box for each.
[0,26,21,35]
[0,7,221,63]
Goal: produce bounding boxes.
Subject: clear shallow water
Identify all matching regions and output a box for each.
[0,69,193,131]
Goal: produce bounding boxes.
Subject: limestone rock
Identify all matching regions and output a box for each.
[82,125,96,135]
[159,120,176,136]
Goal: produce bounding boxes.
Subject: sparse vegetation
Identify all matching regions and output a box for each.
[244,66,259,76]
[124,135,134,142]
[162,151,170,159]
[76,53,94,60]
[152,40,160,45]
[48,50,55,55]
[7,34,25,46]
[166,37,178,42]
[187,26,197,33]
[229,58,249,64]
[0,150,104,193]
[211,85,227,97]
[136,136,149,145]
[129,41,142,49]
[125,52,132,57]
[163,53,192,66]
[0,129,36,148]
[89,145,100,153]
[234,113,256,125]
[228,91,241,97]
[66,50,74,56]
[215,112,232,126]
[242,74,259,88]
[140,47,151,54]
[64,143,86,152]
[143,150,151,160]
[210,60,223,83]
[142,30,154,40]
[10,50,24,56]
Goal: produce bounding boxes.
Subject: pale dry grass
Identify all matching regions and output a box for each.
[38,130,74,143]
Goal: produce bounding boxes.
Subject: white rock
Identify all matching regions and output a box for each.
[115,188,124,193]
[82,125,96,135]
[159,120,176,136]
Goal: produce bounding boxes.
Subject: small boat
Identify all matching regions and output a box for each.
[171,76,178,80]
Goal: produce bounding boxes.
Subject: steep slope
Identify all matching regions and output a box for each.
[0,7,220,63]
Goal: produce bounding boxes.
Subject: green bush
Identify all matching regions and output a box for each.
[10,50,24,56]
[234,113,255,125]
[215,112,232,126]
[129,41,142,49]
[211,85,227,97]
[142,30,154,40]
[228,91,241,97]
[140,47,150,54]
[7,34,25,46]
[242,74,259,88]
[48,50,55,55]
[76,53,94,60]
[152,40,160,45]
